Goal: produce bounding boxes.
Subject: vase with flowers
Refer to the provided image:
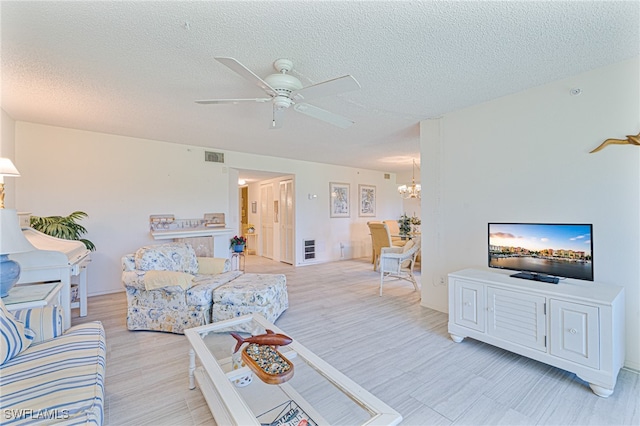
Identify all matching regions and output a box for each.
[230,235,247,252]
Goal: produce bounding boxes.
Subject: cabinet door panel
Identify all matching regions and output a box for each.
[487,287,546,351]
[550,300,599,369]
[454,280,485,332]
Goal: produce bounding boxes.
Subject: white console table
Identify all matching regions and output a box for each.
[448,268,625,397]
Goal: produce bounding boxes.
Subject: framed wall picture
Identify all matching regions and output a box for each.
[359,184,376,217]
[329,182,350,218]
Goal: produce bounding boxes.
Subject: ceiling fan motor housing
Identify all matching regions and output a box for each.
[265,73,302,94]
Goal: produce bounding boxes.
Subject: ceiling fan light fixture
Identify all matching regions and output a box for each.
[200,57,360,129]
[274,96,293,110]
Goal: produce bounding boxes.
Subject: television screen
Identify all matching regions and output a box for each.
[488,223,593,282]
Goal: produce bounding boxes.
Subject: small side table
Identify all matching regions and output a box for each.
[230,251,245,271]
[2,282,63,312]
[244,233,258,255]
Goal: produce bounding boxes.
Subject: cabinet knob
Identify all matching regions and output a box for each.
[569,328,578,334]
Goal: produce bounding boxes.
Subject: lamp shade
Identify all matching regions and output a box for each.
[0,209,35,255]
[0,158,20,178]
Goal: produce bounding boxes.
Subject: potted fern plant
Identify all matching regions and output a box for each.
[30,211,96,251]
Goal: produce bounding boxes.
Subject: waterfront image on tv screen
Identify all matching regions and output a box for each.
[489,223,593,281]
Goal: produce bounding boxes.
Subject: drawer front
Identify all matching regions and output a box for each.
[549,300,599,369]
[454,280,485,332]
[487,287,546,351]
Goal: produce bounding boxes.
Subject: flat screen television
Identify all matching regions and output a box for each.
[488,223,593,283]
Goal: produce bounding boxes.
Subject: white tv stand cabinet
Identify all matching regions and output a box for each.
[448,268,625,397]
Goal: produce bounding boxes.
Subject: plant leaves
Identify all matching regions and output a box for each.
[29,211,96,251]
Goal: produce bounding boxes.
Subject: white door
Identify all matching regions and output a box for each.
[279,180,294,264]
[260,184,274,259]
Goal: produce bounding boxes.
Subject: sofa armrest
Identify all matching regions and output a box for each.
[122,270,191,293]
[122,254,136,272]
[11,306,64,344]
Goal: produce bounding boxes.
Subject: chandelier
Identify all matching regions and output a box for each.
[398,159,421,199]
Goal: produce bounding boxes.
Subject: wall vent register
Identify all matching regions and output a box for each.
[205,151,225,163]
[304,239,316,261]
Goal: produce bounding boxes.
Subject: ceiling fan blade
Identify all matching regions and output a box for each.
[195,98,271,105]
[292,75,360,102]
[293,103,355,128]
[270,107,284,130]
[215,57,277,97]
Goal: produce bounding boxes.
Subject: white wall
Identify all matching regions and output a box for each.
[420,57,640,369]
[12,122,402,296]
[0,109,18,209]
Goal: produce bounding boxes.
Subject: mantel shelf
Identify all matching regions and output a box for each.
[151,227,234,240]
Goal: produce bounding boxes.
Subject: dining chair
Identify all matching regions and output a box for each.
[383,220,408,247]
[367,221,392,271]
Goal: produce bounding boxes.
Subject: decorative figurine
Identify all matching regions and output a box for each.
[590,131,640,153]
[231,329,293,353]
[231,329,295,384]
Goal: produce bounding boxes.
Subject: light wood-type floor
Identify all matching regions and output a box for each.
[72,256,639,425]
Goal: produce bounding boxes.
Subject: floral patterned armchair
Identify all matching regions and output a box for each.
[122,242,242,334]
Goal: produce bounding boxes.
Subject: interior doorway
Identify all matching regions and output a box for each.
[236,170,295,264]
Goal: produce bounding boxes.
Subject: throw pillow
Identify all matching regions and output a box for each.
[196,257,228,275]
[143,270,195,291]
[0,299,35,365]
[12,306,63,344]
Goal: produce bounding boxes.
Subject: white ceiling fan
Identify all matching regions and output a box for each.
[196,57,361,129]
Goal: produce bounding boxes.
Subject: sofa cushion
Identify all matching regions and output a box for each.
[134,242,199,274]
[0,300,35,365]
[0,321,106,425]
[144,270,195,291]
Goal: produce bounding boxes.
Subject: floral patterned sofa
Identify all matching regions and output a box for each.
[121,242,288,334]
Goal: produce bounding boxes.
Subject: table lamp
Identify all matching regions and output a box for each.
[0,209,35,296]
[0,157,21,209]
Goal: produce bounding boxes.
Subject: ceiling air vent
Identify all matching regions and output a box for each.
[205,151,225,163]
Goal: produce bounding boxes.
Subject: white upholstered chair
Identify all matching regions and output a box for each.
[379,239,421,296]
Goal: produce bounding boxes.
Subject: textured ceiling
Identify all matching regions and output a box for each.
[1,1,638,178]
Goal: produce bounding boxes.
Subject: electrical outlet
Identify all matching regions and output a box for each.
[439,276,446,285]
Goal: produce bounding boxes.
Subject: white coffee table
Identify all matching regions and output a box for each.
[185,314,402,426]
[2,282,63,312]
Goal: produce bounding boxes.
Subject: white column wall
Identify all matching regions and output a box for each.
[420,57,640,369]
